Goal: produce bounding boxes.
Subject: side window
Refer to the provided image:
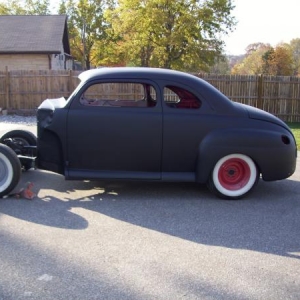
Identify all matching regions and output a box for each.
[80,83,157,108]
[164,85,201,109]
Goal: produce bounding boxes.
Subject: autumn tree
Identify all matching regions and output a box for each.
[262,45,293,76]
[232,43,271,75]
[231,42,296,76]
[106,0,236,71]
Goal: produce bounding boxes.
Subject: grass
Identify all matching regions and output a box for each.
[287,123,300,150]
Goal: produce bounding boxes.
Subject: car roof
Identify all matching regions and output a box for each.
[78,67,237,113]
[79,67,200,82]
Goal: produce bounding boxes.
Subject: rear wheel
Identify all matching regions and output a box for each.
[208,154,259,200]
[0,144,22,198]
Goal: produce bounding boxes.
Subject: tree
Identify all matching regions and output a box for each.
[231,42,296,76]
[0,0,24,14]
[59,0,109,69]
[209,55,230,74]
[232,43,271,75]
[289,38,300,75]
[245,42,271,56]
[262,45,293,76]
[0,0,50,15]
[106,0,236,71]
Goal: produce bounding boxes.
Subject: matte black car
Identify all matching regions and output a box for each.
[0,68,297,199]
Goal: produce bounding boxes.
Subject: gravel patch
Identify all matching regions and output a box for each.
[0,115,36,126]
[0,115,37,134]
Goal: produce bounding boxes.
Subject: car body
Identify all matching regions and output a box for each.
[0,67,297,199]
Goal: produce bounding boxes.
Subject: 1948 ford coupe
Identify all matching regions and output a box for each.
[0,68,297,199]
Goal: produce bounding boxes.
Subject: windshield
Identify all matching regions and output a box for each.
[66,78,84,104]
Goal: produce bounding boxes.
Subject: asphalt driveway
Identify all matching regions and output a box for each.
[0,124,299,299]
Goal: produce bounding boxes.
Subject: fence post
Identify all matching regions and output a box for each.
[257,74,263,109]
[5,66,10,109]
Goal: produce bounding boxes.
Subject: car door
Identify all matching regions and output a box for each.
[161,83,204,175]
[66,80,163,180]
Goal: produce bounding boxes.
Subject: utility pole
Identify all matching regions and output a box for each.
[81,21,86,70]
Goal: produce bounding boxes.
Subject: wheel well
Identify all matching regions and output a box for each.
[37,130,64,174]
[196,151,261,184]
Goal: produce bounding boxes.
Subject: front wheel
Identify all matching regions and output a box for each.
[0,144,22,198]
[0,130,37,170]
[207,154,259,200]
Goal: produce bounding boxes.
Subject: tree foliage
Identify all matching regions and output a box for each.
[263,45,293,76]
[59,0,109,69]
[232,42,298,76]
[105,0,236,71]
[289,38,300,75]
[0,0,50,14]
[245,43,270,56]
[232,43,271,75]
[209,55,230,74]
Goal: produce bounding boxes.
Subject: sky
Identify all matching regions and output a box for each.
[224,0,300,55]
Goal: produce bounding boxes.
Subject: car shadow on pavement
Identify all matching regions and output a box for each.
[1,169,300,259]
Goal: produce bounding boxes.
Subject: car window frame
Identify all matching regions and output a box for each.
[161,81,203,112]
[69,79,162,111]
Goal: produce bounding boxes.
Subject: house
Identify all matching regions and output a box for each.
[0,15,73,70]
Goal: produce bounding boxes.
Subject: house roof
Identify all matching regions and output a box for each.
[0,15,70,55]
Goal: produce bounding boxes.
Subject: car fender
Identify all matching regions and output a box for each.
[196,127,296,183]
[36,109,66,175]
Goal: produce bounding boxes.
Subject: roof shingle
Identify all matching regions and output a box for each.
[0,15,70,54]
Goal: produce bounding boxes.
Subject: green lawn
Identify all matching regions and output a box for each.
[287,123,300,150]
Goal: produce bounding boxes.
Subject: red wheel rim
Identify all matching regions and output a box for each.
[218,158,251,191]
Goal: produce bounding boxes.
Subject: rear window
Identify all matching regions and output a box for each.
[164,86,201,109]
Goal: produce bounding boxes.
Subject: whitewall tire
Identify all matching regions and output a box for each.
[208,154,259,200]
[0,144,22,198]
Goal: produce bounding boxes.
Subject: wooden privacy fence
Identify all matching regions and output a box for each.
[198,74,300,122]
[0,69,81,113]
[0,69,300,122]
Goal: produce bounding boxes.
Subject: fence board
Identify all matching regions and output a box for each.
[0,70,299,122]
